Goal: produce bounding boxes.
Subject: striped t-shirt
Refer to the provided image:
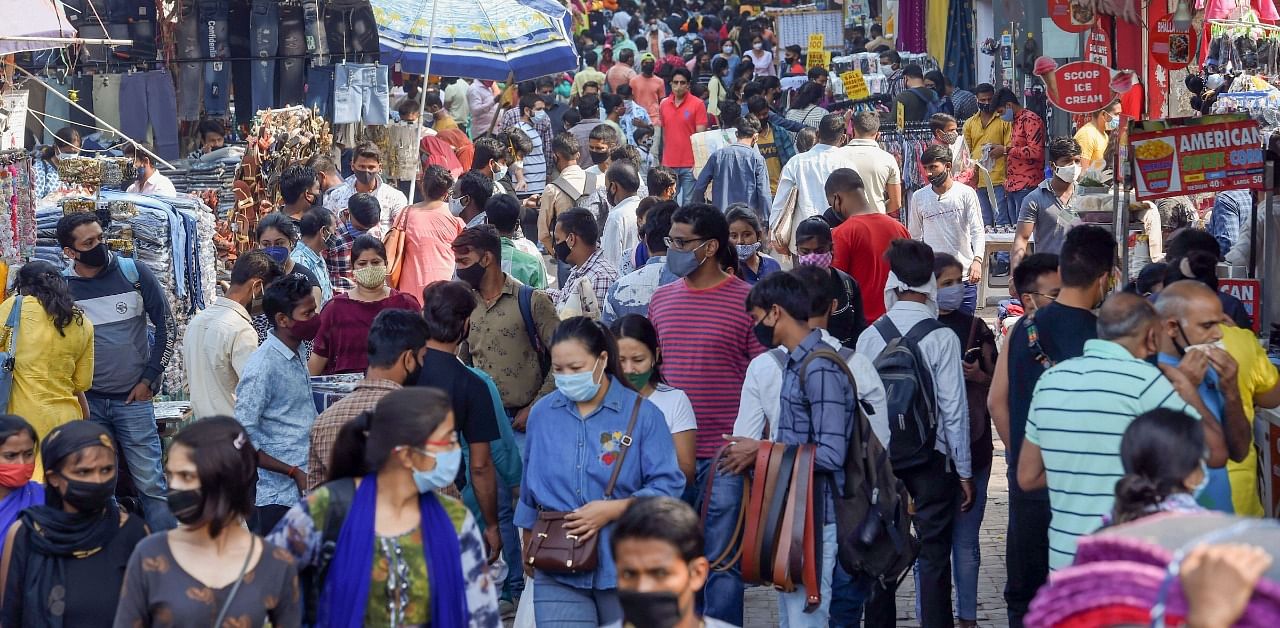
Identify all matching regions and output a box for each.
[519,121,547,195]
[1025,339,1199,570]
[649,276,765,458]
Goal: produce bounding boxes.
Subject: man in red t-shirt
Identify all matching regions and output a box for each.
[656,67,708,205]
[630,53,666,122]
[829,168,910,321]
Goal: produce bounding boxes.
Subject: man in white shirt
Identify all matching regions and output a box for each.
[853,238,973,627]
[601,161,643,270]
[770,114,860,254]
[836,111,903,217]
[909,144,985,315]
[126,144,177,196]
[183,251,282,417]
[323,142,409,234]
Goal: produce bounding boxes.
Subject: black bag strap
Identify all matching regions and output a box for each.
[213,535,256,628]
[604,397,644,499]
[1023,309,1056,368]
[517,284,549,374]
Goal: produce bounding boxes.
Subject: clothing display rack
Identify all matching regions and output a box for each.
[878,122,935,225]
[0,150,36,287]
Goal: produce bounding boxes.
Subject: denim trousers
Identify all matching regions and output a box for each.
[911,463,991,622]
[673,167,695,205]
[1004,187,1033,227]
[120,70,180,160]
[1005,489,1051,628]
[87,395,177,532]
[176,0,203,121]
[249,0,279,114]
[960,281,978,316]
[323,0,380,64]
[333,63,389,125]
[302,0,329,65]
[496,412,526,601]
[977,184,1006,227]
[278,4,308,107]
[829,562,872,627]
[197,0,231,116]
[778,522,837,627]
[533,572,622,626]
[42,78,71,145]
[691,458,745,626]
[306,65,335,118]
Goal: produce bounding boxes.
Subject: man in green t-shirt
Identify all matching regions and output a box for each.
[485,193,547,288]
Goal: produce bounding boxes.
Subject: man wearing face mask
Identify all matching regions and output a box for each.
[1018,292,1228,570]
[1075,100,1121,169]
[630,53,667,121]
[1153,281,1253,513]
[57,212,178,532]
[925,113,974,186]
[323,192,382,292]
[988,224,1112,626]
[691,117,770,219]
[583,124,622,205]
[994,88,1046,228]
[1011,137,1085,280]
[962,83,1012,227]
[323,143,408,232]
[183,251,282,418]
[452,170,497,227]
[125,144,177,196]
[234,273,320,534]
[548,208,620,319]
[601,161,644,269]
[909,144,985,315]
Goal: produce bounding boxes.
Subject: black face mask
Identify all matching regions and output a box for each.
[753,318,778,348]
[1174,322,1193,357]
[977,102,994,113]
[590,149,610,165]
[166,488,203,525]
[618,590,683,628]
[456,261,486,289]
[61,476,117,513]
[76,242,110,269]
[554,239,573,263]
[404,353,423,386]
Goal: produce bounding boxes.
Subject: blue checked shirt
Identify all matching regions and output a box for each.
[235,333,317,507]
[1208,190,1252,258]
[778,329,857,524]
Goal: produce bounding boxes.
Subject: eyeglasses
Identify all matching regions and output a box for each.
[664,236,709,250]
[670,80,689,85]
[1028,292,1058,301]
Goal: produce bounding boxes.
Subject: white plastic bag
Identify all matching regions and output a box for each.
[513,576,536,628]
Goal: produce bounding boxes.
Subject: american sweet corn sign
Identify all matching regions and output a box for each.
[1130,118,1264,200]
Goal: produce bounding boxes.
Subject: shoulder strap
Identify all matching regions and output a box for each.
[1022,309,1056,368]
[517,284,545,355]
[117,256,142,292]
[768,347,788,370]
[604,397,644,499]
[964,316,980,351]
[903,318,943,345]
[873,317,903,346]
[321,477,356,545]
[3,296,22,353]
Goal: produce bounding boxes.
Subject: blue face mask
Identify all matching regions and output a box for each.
[554,359,603,401]
[936,283,965,312]
[1001,107,1015,122]
[412,447,463,493]
[1191,459,1210,499]
[1106,116,1119,131]
[263,246,290,264]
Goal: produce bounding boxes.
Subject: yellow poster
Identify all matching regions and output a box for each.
[840,70,871,100]
[808,34,825,52]
[896,102,905,130]
[807,51,831,69]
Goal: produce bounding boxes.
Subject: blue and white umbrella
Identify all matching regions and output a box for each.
[373,0,580,82]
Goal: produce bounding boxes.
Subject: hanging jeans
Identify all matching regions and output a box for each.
[197,0,231,117]
[120,70,180,160]
[306,65,334,118]
[302,0,329,65]
[42,77,72,145]
[229,0,254,127]
[176,0,204,120]
[278,3,308,107]
[324,0,380,64]
[333,63,389,125]
[107,0,157,61]
[249,0,279,115]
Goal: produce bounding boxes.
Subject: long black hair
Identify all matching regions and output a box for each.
[170,416,258,537]
[551,316,635,391]
[609,314,666,386]
[16,260,82,336]
[1111,408,1205,525]
[328,388,453,482]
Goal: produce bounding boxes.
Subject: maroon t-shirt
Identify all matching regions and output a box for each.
[312,290,421,374]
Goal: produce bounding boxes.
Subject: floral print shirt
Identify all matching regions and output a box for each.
[1004,108,1047,193]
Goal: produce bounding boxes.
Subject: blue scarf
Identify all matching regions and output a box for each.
[322,474,469,628]
[0,481,42,540]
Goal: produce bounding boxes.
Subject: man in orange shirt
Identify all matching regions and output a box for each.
[607,49,638,92]
[630,53,666,122]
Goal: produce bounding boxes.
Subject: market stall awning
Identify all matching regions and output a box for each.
[373,0,579,82]
[0,0,77,55]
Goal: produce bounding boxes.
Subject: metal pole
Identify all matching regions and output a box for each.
[6,62,176,169]
[1261,162,1275,338]
[1115,151,1128,288]
[0,35,132,45]
[407,0,442,203]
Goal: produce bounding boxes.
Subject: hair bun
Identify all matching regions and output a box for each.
[1115,474,1163,506]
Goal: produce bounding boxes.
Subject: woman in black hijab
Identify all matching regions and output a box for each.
[0,421,148,628]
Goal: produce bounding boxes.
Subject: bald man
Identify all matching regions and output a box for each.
[1019,291,1228,569]
[1155,280,1252,514]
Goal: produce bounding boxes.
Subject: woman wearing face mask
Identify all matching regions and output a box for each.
[393,165,465,304]
[309,236,421,376]
[610,315,697,487]
[0,262,94,477]
[706,56,732,119]
[726,205,780,284]
[0,416,41,558]
[517,317,685,625]
[1074,100,1122,170]
[785,81,830,130]
[714,41,740,86]
[253,213,324,345]
[268,388,500,626]
[114,417,301,627]
[33,127,80,200]
[744,35,774,78]
[0,421,146,628]
[1108,408,1208,525]
[793,218,866,346]
[292,206,336,308]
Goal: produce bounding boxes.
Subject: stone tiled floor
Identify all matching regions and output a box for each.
[743,441,1011,628]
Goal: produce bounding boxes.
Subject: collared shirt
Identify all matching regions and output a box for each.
[126,171,177,196]
[306,378,402,489]
[908,181,986,264]
[1156,352,1233,514]
[291,243,333,306]
[235,333,318,506]
[1226,200,1263,266]
[1017,179,1081,256]
[514,377,686,589]
[658,94,709,168]
[1209,190,1253,257]
[601,195,641,270]
[549,249,619,319]
[444,79,471,127]
[1028,340,1197,569]
[183,297,256,418]
[323,175,410,232]
[603,255,679,324]
[501,236,547,289]
[854,301,971,478]
[1005,108,1047,193]
[323,223,361,293]
[461,274,560,409]
[885,69,905,100]
[771,144,870,240]
[467,81,501,136]
[496,108,553,159]
[691,143,771,220]
[834,140,902,213]
[962,114,1012,186]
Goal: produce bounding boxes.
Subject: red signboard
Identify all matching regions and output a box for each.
[1049,0,1096,32]
[1130,119,1264,200]
[1036,60,1114,114]
[1151,16,1195,70]
[1220,278,1262,333]
[1085,20,1112,65]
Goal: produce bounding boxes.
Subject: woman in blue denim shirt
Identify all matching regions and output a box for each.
[516,317,686,626]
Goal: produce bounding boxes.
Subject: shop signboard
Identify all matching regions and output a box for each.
[1219,278,1262,332]
[1150,16,1195,70]
[1048,0,1096,33]
[1085,20,1111,65]
[840,70,871,100]
[0,91,27,151]
[1034,60,1114,114]
[1130,118,1264,200]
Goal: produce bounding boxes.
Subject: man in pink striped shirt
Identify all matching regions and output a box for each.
[649,203,765,625]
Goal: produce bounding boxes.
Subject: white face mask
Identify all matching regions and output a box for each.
[1054,163,1081,184]
[753,42,764,50]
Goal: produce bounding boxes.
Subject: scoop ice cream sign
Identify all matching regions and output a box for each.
[1033,57,1137,114]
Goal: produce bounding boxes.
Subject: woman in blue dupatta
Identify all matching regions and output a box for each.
[0,415,41,553]
[268,387,501,627]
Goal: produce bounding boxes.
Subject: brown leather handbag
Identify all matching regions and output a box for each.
[527,397,643,573]
[383,207,411,289]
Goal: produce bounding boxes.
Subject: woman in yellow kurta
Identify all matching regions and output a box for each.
[0,261,94,479]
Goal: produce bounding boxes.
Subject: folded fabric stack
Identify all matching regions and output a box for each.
[1027,512,1280,627]
[33,204,64,266]
[163,146,244,220]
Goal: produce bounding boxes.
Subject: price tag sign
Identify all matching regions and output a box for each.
[808,33,825,52]
[807,50,831,69]
[840,70,871,100]
[896,102,905,130]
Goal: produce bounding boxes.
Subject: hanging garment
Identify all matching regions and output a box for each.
[333,63,389,125]
[897,0,928,52]
[944,0,976,89]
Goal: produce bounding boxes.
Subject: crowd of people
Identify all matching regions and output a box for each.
[0,0,1275,626]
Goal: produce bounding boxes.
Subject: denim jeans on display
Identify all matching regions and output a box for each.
[323,0,380,64]
[197,0,231,117]
[42,77,72,144]
[109,0,157,61]
[692,458,745,626]
[249,0,279,115]
[278,3,308,107]
[120,70,180,160]
[229,0,254,127]
[306,65,334,118]
[176,0,204,121]
[333,63,389,125]
[302,0,329,65]
[533,572,623,626]
[87,395,177,532]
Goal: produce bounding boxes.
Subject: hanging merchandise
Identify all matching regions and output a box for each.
[877,122,934,199]
[332,63,391,126]
[0,150,37,269]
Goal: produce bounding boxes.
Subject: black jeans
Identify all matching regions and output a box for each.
[1005,493,1051,628]
[864,450,958,628]
[324,0,380,64]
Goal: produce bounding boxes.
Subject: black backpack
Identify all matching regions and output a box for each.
[798,348,920,587]
[871,317,942,473]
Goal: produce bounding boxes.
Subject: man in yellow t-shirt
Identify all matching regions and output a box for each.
[1220,323,1280,516]
[963,84,1012,226]
[1074,101,1121,170]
